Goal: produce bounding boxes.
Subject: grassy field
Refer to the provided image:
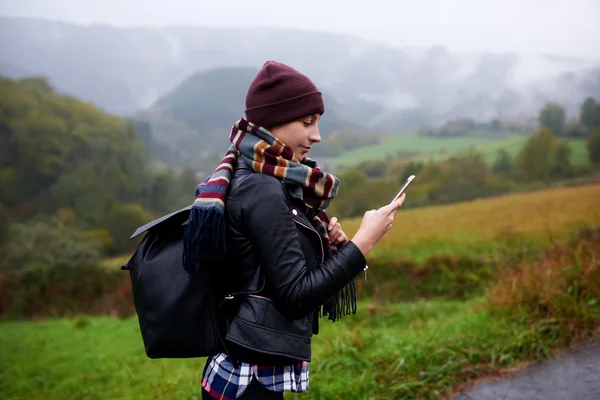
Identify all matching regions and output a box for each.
[330,133,589,168]
[341,183,600,262]
[2,184,599,399]
[0,300,562,400]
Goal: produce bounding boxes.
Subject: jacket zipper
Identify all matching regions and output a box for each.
[248,294,273,302]
[293,217,325,263]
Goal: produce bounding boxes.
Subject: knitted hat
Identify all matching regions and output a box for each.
[245,61,325,129]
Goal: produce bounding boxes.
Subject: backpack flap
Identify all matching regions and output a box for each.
[130,205,193,239]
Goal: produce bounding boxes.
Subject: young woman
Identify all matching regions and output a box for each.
[182,60,406,400]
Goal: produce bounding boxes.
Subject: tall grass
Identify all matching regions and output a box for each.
[486,227,600,346]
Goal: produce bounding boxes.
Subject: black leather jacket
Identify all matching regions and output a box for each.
[216,158,367,365]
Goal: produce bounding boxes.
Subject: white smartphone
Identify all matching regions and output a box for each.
[390,175,415,204]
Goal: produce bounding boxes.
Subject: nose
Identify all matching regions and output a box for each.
[309,126,321,143]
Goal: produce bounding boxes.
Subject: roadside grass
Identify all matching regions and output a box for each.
[0,301,553,400]
[4,290,597,400]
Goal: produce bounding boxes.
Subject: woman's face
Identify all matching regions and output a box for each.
[270,114,321,161]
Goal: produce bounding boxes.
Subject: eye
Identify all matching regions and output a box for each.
[303,119,313,127]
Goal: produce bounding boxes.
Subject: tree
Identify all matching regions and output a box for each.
[580,97,600,134]
[551,141,573,178]
[490,119,503,132]
[539,102,566,136]
[0,203,9,247]
[0,76,158,222]
[422,150,490,204]
[588,126,600,166]
[358,160,388,178]
[514,128,558,183]
[400,161,426,181]
[327,169,370,218]
[492,149,513,175]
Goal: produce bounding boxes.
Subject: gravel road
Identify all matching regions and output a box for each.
[453,340,600,400]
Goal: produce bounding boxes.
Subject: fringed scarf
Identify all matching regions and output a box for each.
[182,118,357,322]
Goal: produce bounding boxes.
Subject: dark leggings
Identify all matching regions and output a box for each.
[202,377,284,400]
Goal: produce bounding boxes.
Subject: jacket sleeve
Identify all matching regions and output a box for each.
[239,176,367,319]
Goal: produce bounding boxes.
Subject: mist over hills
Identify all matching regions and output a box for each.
[2,17,598,116]
[1,16,599,165]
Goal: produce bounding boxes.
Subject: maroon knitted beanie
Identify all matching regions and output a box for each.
[245,61,325,129]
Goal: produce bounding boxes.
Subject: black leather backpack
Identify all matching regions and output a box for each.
[121,205,222,359]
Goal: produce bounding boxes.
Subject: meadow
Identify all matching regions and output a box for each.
[1,184,599,399]
[330,132,589,168]
[344,183,600,261]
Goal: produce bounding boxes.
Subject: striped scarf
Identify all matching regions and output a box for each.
[183,118,356,321]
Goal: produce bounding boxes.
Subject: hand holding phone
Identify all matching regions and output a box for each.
[352,175,414,256]
[390,175,415,205]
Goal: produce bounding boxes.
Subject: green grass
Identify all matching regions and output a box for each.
[3,194,598,400]
[330,133,589,168]
[0,301,554,400]
[565,139,590,165]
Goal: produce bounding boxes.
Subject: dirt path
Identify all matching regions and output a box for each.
[453,339,600,400]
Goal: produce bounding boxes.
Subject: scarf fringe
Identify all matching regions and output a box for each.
[182,206,227,276]
[319,279,357,322]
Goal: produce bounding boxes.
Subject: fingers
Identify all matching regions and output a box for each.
[328,217,344,244]
[328,217,338,231]
[381,193,406,214]
[329,225,342,243]
[336,233,349,244]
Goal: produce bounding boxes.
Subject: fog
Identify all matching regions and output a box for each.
[1,0,599,59]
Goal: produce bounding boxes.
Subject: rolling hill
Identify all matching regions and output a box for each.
[133,66,371,165]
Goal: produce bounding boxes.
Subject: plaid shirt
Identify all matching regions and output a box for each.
[201,353,310,399]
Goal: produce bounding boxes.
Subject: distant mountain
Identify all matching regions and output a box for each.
[150,67,255,133]
[136,66,370,164]
[0,61,33,78]
[2,16,599,131]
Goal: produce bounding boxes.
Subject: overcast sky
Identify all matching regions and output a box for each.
[1,0,598,59]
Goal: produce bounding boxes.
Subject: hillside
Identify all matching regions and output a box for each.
[135,66,372,165]
[1,16,599,131]
[0,75,200,256]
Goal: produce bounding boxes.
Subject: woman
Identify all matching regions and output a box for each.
[182,61,406,400]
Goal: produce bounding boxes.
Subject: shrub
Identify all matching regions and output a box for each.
[0,263,133,319]
[486,227,600,344]
[0,216,134,319]
[0,217,103,272]
[356,254,494,302]
[100,203,154,255]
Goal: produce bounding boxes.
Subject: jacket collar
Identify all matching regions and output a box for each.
[234,156,316,222]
